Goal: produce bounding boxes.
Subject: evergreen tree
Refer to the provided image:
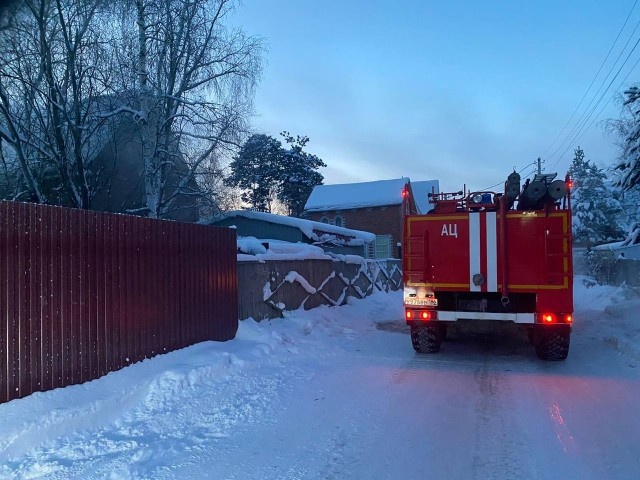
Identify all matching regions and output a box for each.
[615,184,640,230]
[614,86,640,190]
[278,132,326,217]
[226,132,326,216]
[225,134,283,212]
[569,147,624,245]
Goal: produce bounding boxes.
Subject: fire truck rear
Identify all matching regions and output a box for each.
[402,172,573,360]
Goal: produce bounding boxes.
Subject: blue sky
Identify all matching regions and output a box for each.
[233,1,639,192]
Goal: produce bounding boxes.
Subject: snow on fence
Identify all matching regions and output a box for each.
[0,201,237,404]
[237,258,402,320]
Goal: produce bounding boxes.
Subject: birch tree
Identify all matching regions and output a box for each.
[0,0,116,207]
[112,0,263,219]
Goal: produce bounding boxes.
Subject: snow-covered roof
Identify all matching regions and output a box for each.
[209,210,375,245]
[592,223,640,258]
[304,178,440,213]
[304,178,411,212]
[236,237,334,262]
[410,180,440,214]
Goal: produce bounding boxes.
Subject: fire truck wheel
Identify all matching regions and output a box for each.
[410,324,442,353]
[534,329,570,361]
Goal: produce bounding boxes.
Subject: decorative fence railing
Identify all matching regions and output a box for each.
[0,201,237,404]
[237,258,402,320]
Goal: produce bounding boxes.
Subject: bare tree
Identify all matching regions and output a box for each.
[0,0,117,207]
[111,0,263,219]
[1,0,261,218]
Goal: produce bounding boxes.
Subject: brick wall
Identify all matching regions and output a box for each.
[307,205,403,258]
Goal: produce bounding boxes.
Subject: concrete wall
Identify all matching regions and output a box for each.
[237,258,402,320]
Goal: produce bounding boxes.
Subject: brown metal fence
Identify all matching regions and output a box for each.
[0,200,237,404]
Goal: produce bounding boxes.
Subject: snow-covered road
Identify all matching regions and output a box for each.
[2,277,640,479]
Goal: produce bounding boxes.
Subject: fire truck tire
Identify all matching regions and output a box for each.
[410,325,442,353]
[534,330,570,361]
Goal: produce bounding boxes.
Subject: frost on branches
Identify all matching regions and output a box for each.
[616,87,640,190]
[0,0,263,220]
[569,147,624,245]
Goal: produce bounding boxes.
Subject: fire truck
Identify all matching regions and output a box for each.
[402,172,573,360]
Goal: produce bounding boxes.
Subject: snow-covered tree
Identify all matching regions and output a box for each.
[0,0,116,207]
[0,0,263,219]
[569,147,624,245]
[615,184,640,230]
[110,0,263,219]
[612,86,640,190]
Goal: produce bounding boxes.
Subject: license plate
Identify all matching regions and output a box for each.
[405,297,438,307]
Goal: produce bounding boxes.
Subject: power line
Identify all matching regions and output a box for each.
[541,0,639,159]
[479,160,541,191]
[549,35,640,170]
[547,15,640,166]
[555,49,640,166]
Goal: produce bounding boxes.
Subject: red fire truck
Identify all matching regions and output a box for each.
[402,172,573,360]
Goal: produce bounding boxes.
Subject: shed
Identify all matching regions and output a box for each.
[206,210,375,257]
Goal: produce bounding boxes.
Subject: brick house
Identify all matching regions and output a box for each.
[304,178,439,259]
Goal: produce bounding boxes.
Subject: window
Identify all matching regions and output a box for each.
[333,215,344,227]
[366,235,392,259]
[320,216,329,224]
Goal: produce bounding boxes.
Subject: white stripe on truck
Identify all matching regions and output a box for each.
[469,213,481,291]
[486,211,497,292]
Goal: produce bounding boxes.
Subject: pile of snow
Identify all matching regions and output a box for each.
[237,237,334,262]
[0,291,402,479]
[576,275,640,358]
[592,223,640,259]
[236,237,371,264]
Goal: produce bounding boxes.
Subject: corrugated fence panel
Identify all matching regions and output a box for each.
[0,200,238,404]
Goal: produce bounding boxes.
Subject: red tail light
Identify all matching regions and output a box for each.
[421,310,436,321]
[406,310,436,321]
[540,313,572,324]
[542,313,556,324]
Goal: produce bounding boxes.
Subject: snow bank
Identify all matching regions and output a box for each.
[238,237,334,262]
[0,291,403,479]
[2,276,639,478]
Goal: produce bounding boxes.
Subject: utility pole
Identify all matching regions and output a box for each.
[537,157,542,175]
